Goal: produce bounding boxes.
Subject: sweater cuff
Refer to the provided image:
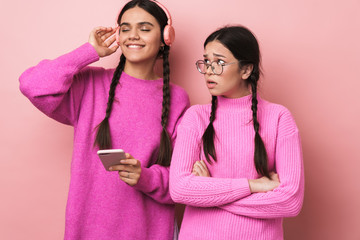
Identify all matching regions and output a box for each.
[231,178,251,197]
[71,43,100,71]
[133,166,154,193]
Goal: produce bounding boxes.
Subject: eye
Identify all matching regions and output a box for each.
[204,59,211,64]
[216,59,225,65]
[140,26,151,32]
[120,27,130,32]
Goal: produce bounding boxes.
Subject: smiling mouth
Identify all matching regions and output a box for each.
[126,44,145,49]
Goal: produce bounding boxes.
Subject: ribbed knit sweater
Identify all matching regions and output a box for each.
[170,95,304,240]
[19,43,190,240]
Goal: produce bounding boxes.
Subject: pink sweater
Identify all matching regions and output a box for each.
[170,95,304,240]
[19,43,190,240]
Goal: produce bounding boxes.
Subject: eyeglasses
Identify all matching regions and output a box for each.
[195,60,238,75]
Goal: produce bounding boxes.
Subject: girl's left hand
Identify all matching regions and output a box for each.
[192,160,210,177]
[109,153,141,186]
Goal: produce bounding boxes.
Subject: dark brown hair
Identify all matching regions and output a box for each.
[94,0,173,166]
[202,26,270,178]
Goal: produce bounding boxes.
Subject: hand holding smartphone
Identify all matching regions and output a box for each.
[97,149,126,171]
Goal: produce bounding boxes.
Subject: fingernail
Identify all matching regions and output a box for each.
[109,167,112,171]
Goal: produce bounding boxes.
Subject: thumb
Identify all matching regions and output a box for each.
[125,153,133,159]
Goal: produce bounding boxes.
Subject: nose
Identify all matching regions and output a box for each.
[205,64,213,75]
[128,29,140,40]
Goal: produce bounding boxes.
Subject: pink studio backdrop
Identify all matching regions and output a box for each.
[1,0,359,239]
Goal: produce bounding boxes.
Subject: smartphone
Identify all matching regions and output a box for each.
[97,149,126,171]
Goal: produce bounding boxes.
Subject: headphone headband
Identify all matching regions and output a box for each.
[116,0,175,46]
[150,0,172,26]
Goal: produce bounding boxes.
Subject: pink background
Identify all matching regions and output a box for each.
[1,0,360,239]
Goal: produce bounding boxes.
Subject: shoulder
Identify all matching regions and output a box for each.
[259,98,299,136]
[179,104,211,130]
[169,83,189,102]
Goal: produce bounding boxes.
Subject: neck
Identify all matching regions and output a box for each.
[124,60,159,80]
[222,88,251,99]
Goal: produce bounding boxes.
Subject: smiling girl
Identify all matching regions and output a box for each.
[19,1,189,239]
[170,26,304,240]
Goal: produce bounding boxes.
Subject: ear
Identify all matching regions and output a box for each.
[241,64,254,80]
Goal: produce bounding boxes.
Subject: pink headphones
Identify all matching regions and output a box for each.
[115,0,175,46]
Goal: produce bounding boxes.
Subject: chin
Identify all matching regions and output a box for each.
[208,89,222,96]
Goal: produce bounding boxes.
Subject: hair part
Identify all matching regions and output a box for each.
[202,25,270,178]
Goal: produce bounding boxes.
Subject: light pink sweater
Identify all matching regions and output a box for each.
[19,43,190,240]
[170,95,304,240]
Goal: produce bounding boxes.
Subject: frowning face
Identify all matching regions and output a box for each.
[203,40,252,98]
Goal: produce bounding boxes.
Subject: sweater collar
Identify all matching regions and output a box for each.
[121,71,163,83]
[216,94,255,112]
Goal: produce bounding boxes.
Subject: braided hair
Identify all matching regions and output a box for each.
[202,26,270,178]
[94,0,173,166]
[202,96,218,164]
[94,54,126,149]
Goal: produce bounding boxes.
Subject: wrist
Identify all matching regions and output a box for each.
[248,179,257,193]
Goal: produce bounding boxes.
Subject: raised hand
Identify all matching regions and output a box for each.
[88,26,119,58]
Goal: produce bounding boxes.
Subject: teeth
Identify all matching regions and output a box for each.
[127,45,143,49]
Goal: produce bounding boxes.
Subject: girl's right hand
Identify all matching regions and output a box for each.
[88,26,119,58]
[248,172,280,193]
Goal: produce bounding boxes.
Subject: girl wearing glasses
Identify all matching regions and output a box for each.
[19,0,189,239]
[170,26,304,239]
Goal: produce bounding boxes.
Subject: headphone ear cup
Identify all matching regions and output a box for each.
[163,25,175,46]
[116,27,120,46]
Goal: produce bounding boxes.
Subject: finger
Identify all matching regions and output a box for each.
[192,171,199,176]
[101,30,116,42]
[192,169,199,176]
[93,26,107,34]
[96,27,114,38]
[120,158,139,166]
[196,161,207,175]
[193,160,202,169]
[109,164,132,172]
[125,153,134,159]
[108,45,119,54]
[105,35,117,46]
[272,174,279,182]
[199,160,209,172]
[194,165,207,177]
[119,175,137,186]
[193,165,200,172]
[118,170,132,179]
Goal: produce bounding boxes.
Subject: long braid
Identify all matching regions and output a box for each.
[250,73,270,178]
[94,54,126,149]
[157,45,172,166]
[202,95,218,164]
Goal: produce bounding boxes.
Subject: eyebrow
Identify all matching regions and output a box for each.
[120,22,154,27]
[203,53,226,58]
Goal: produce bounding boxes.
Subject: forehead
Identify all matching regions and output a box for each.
[204,40,234,58]
[120,6,159,26]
